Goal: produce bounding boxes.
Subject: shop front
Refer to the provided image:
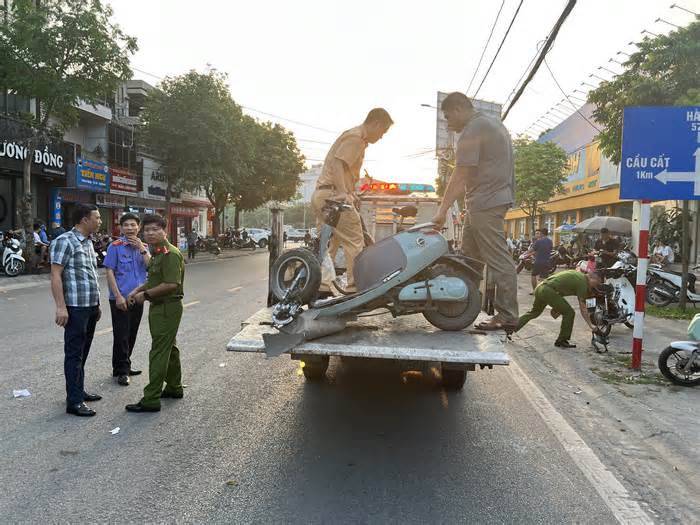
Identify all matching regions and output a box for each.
[1,117,69,231]
[170,205,200,250]
[57,157,110,230]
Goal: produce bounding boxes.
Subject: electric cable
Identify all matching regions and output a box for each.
[466,0,506,95]
[543,57,601,133]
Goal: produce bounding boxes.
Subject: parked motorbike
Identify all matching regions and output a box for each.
[265,200,483,360]
[204,237,222,255]
[588,264,636,338]
[657,314,700,386]
[646,263,700,307]
[91,234,111,267]
[0,231,26,277]
[232,237,257,251]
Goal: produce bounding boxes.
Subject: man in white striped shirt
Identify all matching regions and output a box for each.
[50,204,103,417]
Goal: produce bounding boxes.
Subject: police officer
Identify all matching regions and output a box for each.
[125,214,185,413]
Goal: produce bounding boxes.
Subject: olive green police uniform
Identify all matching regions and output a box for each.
[140,240,185,408]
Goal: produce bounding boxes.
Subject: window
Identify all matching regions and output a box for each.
[1,90,30,115]
[108,124,135,169]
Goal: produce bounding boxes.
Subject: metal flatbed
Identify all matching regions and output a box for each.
[227,308,509,366]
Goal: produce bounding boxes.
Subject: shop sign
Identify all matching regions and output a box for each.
[109,166,139,196]
[50,189,63,227]
[0,141,65,174]
[143,165,168,201]
[170,205,199,217]
[96,193,126,208]
[76,157,109,191]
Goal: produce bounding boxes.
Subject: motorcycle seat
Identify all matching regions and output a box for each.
[392,205,418,218]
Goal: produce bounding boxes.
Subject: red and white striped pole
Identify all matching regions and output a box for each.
[632,199,651,370]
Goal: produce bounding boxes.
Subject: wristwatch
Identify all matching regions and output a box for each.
[143,290,152,302]
[140,249,148,255]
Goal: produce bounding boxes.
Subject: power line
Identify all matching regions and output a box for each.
[242,106,339,134]
[501,0,577,120]
[502,39,545,108]
[473,0,526,98]
[466,0,506,95]
[543,57,601,133]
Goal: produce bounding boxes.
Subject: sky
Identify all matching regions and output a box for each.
[108,0,700,185]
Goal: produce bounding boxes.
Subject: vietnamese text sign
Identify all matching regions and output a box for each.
[76,157,109,192]
[109,167,138,196]
[620,106,700,200]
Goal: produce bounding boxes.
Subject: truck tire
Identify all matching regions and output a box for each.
[301,356,329,382]
[441,367,467,390]
[270,248,321,304]
[422,264,481,331]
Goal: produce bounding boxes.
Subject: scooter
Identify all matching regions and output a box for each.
[264,200,483,356]
[646,263,700,307]
[658,314,700,386]
[588,263,637,337]
[0,231,26,277]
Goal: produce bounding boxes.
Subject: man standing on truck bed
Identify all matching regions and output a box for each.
[311,108,393,293]
[432,92,518,331]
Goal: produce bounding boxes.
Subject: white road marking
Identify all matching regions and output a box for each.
[228,287,242,293]
[95,327,113,336]
[183,301,200,308]
[507,358,653,524]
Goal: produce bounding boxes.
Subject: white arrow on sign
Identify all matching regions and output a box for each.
[655,147,700,195]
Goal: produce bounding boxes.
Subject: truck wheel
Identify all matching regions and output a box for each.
[441,367,467,390]
[423,264,481,331]
[302,356,329,382]
[270,248,321,304]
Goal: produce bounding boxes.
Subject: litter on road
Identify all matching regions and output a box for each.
[110,427,120,435]
[12,389,31,398]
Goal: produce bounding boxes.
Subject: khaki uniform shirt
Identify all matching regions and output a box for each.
[146,240,184,301]
[316,126,368,194]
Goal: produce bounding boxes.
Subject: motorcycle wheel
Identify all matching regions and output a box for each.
[270,248,321,304]
[422,264,481,331]
[5,259,25,277]
[258,238,268,249]
[646,283,673,307]
[658,346,700,386]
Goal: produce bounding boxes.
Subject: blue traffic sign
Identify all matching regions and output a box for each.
[620,106,700,200]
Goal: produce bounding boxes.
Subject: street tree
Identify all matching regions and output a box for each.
[513,137,568,235]
[0,0,136,258]
[588,20,700,165]
[141,70,251,235]
[231,120,305,228]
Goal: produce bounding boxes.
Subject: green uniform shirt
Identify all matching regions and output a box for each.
[146,240,184,300]
[541,270,589,300]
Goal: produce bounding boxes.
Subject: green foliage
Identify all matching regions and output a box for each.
[646,305,700,320]
[650,206,693,252]
[141,71,304,233]
[514,137,568,231]
[588,20,700,164]
[0,0,137,132]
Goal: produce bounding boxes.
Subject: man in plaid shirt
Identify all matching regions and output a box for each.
[50,203,103,417]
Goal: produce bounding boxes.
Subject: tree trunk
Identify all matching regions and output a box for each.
[679,200,689,310]
[212,207,222,237]
[234,207,241,229]
[22,148,35,272]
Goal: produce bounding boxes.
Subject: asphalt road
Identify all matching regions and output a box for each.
[0,254,644,523]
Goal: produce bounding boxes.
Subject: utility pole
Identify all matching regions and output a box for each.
[679,200,690,310]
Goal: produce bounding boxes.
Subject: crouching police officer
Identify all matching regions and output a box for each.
[125,214,185,413]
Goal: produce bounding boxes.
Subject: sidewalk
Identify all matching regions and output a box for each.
[0,247,264,293]
[512,273,700,521]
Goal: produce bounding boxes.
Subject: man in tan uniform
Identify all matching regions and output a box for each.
[431,92,518,331]
[311,108,393,292]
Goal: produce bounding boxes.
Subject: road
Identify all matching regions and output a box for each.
[0,254,674,523]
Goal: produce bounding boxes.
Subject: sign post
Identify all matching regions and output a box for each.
[620,106,700,370]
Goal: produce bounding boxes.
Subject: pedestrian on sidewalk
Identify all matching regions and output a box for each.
[515,269,602,348]
[49,204,103,417]
[431,91,518,331]
[187,229,197,261]
[104,212,151,386]
[125,214,185,413]
[524,228,553,294]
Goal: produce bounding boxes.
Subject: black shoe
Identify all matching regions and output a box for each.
[83,392,102,402]
[128,369,142,376]
[66,402,96,417]
[555,340,577,348]
[160,390,183,399]
[125,402,160,413]
[117,375,130,386]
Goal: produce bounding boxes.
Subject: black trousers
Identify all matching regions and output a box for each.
[188,245,196,259]
[64,306,99,405]
[109,300,144,376]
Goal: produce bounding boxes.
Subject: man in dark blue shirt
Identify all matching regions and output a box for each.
[527,228,553,294]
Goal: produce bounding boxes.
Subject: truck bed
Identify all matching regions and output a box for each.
[227,308,509,366]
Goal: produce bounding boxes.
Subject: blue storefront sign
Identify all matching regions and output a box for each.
[76,157,110,191]
[620,106,700,200]
[49,188,62,227]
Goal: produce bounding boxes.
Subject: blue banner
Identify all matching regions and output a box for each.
[76,157,110,191]
[50,188,62,228]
